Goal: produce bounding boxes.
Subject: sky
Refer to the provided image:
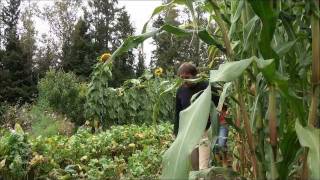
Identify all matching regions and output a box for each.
[118,0,163,65]
[20,0,163,67]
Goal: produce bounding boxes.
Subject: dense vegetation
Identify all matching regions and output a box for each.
[0,0,319,179]
[0,123,173,179]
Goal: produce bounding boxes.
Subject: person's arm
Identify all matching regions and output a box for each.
[174,90,181,136]
[211,85,220,106]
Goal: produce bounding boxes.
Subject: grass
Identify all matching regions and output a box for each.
[29,103,74,137]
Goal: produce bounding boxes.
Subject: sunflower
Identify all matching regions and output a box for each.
[99,52,111,62]
[154,67,163,77]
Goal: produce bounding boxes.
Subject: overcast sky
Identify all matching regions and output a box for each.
[118,0,162,66]
[20,0,163,67]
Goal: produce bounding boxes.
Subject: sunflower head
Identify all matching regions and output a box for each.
[99,53,111,63]
[154,67,163,77]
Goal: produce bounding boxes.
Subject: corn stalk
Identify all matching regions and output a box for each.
[302,1,320,179]
[308,0,320,127]
[208,0,260,178]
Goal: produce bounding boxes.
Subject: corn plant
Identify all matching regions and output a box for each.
[87,0,319,179]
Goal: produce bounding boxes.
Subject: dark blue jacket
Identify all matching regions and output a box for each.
[174,81,219,136]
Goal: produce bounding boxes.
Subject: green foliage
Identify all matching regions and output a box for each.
[28,104,75,137]
[86,0,136,86]
[0,126,32,179]
[87,65,175,127]
[0,123,173,179]
[0,104,32,130]
[0,0,36,104]
[63,18,96,81]
[162,85,212,179]
[0,102,10,123]
[295,121,320,180]
[151,12,209,69]
[38,70,87,126]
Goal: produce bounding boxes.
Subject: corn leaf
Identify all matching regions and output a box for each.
[295,121,320,180]
[161,85,212,179]
[247,0,279,65]
[210,57,255,83]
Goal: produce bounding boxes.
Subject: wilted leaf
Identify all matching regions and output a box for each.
[14,123,24,134]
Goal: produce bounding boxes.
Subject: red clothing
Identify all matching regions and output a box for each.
[219,111,227,125]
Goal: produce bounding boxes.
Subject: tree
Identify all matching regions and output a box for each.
[63,18,95,81]
[136,47,145,77]
[110,10,135,86]
[41,0,82,67]
[87,0,136,86]
[34,34,59,79]
[0,0,36,103]
[20,3,37,72]
[150,4,208,71]
[0,0,5,49]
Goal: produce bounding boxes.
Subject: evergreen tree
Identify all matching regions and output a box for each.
[111,10,135,86]
[0,0,5,49]
[87,0,135,86]
[42,0,82,68]
[136,48,145,77]
[63,18,95,81]
[151,4,208,71]
[34,34,58,79]
[0,0,36,103]
[20,4,37,71]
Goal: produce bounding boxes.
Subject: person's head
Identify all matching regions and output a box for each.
[177,62,197,79]
[177,62,197,86]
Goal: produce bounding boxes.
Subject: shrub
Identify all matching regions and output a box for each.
[38,70,87,126]
[0,104,32,130]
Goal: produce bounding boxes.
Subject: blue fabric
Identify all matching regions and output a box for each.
[217,125,228,148]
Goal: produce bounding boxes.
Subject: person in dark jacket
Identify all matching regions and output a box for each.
[174,62,219,170]
[174,62,219,136]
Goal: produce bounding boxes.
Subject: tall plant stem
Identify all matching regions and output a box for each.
[208,0,261,178]
[302,1,320,179]
[308,0,320,127]
[236,105,246,175]
[237,81,259,179]
[208,0,233,59]
[268,85,277,159]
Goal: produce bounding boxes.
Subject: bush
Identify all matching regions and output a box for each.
[38,70,87,126]
[0,104,32,130]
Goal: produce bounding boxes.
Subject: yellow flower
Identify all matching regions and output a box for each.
[29,154,45,166]
[154,67,163,77]
[135,133,144,139]
[100,53,111,62]
[128,143,136,148]
[80,155,88,162]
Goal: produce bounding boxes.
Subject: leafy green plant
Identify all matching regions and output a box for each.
[87,63,176,127]
[94,0,319,179]
[0,104,32,130]
[0,125,32,179]
[38,70,87,126]
[0,122,173,179]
